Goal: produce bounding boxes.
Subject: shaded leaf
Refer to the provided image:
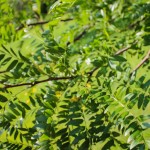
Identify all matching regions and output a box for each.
[0,94,8,102]
[0,54,5,60]
[19,102,31,110]
[67,119,83,126]
[7,60,18,71]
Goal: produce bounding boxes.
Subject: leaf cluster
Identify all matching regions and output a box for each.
[0,0,150,149]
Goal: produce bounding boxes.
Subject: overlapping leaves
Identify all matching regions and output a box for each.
[0,0,150,150]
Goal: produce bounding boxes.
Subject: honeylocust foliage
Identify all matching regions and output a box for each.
[0,0,150,149]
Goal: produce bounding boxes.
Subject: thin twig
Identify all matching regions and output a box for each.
[74,30,87,42]
[67,30,87,46]
[4,76,77,89]
[131,50,150,75]
[115,40,138,55]
[61,18,73,22]
[27,21,49,26]
[16,18,73,31]
[87,67,99,77]
[67,25,91,46]
[16,21,49,31]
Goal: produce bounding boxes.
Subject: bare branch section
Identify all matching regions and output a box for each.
[115,41,138,55]
[131,50,150,74]
[4,76,77,89]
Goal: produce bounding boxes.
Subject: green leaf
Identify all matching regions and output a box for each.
[7,60,18,71]
[0,1,150,149]
[56,128,67,136]
[68,113,81,118]
[14,62,24,71]
[14,130,19,140]
[9,107,20,116]
[113,55,127,62]
[4,112,16,120]
[9,127,15,136]
[72,132,86,145]
[127,130,141,143]
[67,119,83,126]
[19,102,31,110]
[0,94,8,102]
[18,51,29,63]
[18,128,28,131]
[142,122,150,128]
[109,59,117,69]
[0,54,5,60]
[69,126,85,136]
[102,139,114,150]
[138,94,144,109]
[20,134,23,142]
[15,104,26,118]
[124,93,135,101]
[49,1,62,12]
[1,57,12,65]
[138,115,150,122]
[130,134,143,149]
[10,47,17,57]
[1,44,10,53]
[29,96,36,106]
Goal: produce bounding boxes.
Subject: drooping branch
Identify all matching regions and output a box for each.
[131,50,150,74]
[3,76,77,89]
[115,40,138,55]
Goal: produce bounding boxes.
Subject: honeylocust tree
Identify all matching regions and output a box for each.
[0,0,150,149]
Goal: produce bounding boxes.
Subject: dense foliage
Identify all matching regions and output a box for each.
[0,0,150,149]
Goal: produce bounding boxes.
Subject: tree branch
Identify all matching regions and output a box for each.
[3,76,77,89]
[1,37,146,89]
[131,50,150,74]
[115,40,138,55]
